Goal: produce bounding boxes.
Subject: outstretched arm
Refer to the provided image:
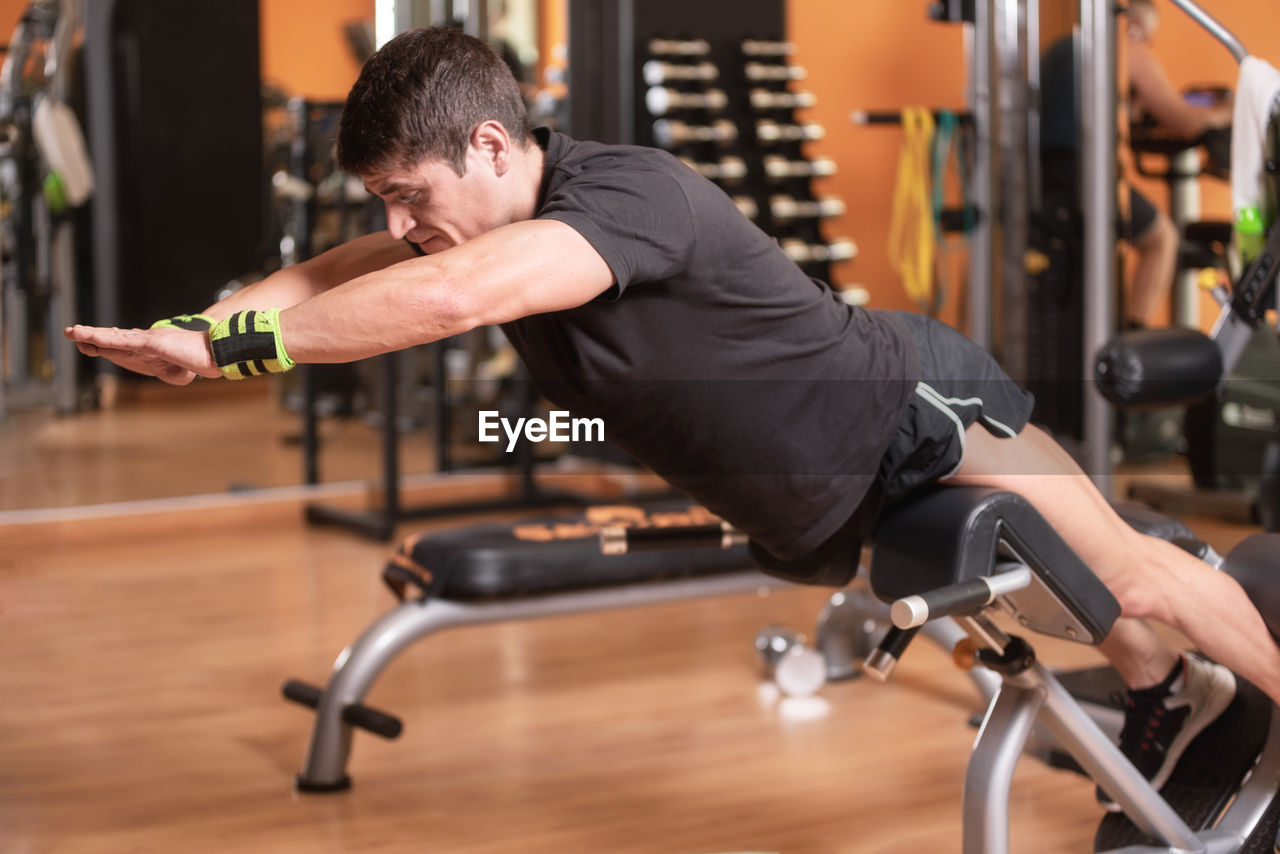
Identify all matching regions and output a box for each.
[65,218,614,382]
[202,231,419,320]
[280,218,613,363]
[1129,42,1232,141]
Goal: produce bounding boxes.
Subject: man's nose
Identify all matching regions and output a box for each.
[387,206,415,240]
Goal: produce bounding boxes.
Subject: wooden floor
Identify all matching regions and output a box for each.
[0,385,1265,853]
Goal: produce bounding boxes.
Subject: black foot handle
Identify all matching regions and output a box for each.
[281,679,404,740]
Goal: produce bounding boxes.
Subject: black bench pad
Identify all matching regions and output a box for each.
[1113,501,1197,544]
[384,502,756,602]
[869,487,1121,643]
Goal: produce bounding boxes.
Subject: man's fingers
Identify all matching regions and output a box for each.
[74,342,166,378]
[66,322,216,382]
[72,325,131,349]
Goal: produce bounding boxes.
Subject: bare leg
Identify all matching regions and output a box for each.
[1128,210,1178,326]
[949,422,1280,705]
[1098,618,1179,689]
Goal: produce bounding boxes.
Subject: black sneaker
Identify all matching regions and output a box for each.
[1094,677,1272,851]
[1096,653,1236,811]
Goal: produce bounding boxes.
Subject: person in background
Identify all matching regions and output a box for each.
[1041,0,1232,328]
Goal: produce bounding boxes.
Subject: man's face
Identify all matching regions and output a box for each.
[364,145,505,254]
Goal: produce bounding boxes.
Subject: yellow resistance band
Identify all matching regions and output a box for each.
[887,107,937,311]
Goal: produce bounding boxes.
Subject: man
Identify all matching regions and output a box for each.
[1041,0,1232,328]
[69,27,1273,812]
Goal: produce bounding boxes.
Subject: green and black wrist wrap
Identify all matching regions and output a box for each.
[150,313,216,331]
[208,308,295,380]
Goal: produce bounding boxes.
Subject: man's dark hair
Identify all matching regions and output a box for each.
[337,27,531,177]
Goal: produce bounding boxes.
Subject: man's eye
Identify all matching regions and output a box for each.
[398,193,419,204]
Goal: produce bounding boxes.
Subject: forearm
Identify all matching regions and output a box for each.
[1155,105,1226,142]
[1130,44,1230,141]
[201,232,416,320]
[277,254,474,364]
[269,219,615,366]
[203,264,325,320]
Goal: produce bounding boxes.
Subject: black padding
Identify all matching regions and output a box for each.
[1113,501,1198,544]
[1094,328,1224,407]
[391,502,756,602]
[1221,533,1280,638]
[1183,219,1234,247]
[870,487,1121,642]
[748,524,862,588]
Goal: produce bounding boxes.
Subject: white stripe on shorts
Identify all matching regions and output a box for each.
[915,381,1018,479]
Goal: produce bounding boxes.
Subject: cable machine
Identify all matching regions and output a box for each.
[0,0,91,419]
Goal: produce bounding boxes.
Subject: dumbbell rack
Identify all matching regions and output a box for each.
[568,0,854,284]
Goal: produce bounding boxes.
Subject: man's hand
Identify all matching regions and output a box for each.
[64,325,223,385]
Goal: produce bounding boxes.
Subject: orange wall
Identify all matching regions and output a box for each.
[788,1,969,318]
[791,0,1278,319]
[260,0,373,101]
[0,0,371,103]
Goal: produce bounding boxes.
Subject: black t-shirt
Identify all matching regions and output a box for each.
[499,129,919,561]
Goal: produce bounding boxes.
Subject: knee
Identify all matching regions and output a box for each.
[1157,214,1179,253]
[1139,212,1178,256]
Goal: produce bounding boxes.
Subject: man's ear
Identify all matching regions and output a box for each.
[471,120,512,177]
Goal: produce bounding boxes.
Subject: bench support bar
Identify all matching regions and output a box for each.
[295,570,789,790]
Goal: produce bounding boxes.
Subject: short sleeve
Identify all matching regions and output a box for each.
[538,167,696,293]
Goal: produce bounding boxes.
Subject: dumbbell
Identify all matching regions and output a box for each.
[780,238,858,264]
[763,155,837,179]
[680,156,748,182]
[770,194,847,221]
[749,89,817,111]
[755,625,828,697]
[643,60,719,86]
[755,120,825,143]
[741,39,796,58]
[649,37,711,57]
[652,118,738,148]
[646,87,729,116]
[745,62,807,82]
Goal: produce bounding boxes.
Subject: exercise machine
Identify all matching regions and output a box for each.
[1096,95,1280,530]
[0,0,92,418]
[606,487,1280,853]
[282,483,1280,851]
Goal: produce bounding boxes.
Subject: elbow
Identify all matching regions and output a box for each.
[405,274,483,340]
[444,277,527,330]
[391,252,482,340]
[1164,110,1210,142]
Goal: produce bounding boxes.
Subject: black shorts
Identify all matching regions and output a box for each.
[1128,186,1158,241]
[1042,151,1158,242]
[876,311,1036,504]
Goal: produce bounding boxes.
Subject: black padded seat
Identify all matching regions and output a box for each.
[869,486,1121,644]
[1221,532,1280,638]
[384,502,755,602]
[1113,501,1198,546]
